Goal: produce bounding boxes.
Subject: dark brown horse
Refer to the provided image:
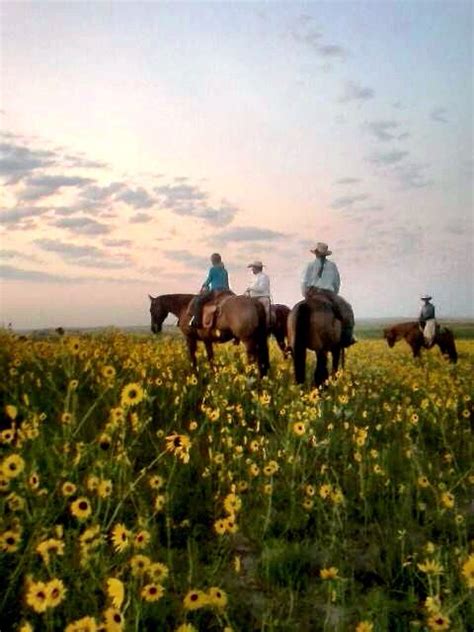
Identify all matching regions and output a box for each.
[383,321,457,363]
[287,296,344,387]
[149,293,270,376]
[269,304,290,357]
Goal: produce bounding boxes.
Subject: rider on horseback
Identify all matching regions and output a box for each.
[245,260,271,325]
[301,242,356,347]
[419,294,437,347]
[190,253,231,328]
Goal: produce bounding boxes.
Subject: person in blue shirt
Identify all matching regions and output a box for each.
[190,253,231,328]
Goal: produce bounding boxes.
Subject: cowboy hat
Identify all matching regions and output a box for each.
[420,294,432,300]
[310,242,332,256]
[247,260,264,268]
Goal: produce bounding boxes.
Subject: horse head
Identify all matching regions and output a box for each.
[383,327,397,348]
[149,295,168,334]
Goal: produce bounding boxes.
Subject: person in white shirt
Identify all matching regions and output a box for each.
[301,242,355,347]
[245,260,271,324]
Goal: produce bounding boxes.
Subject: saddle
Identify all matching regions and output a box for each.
[201,294,233,330]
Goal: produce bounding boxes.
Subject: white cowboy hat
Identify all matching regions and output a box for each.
[420,294,432,300]
[247,260,264,268]
[310,242,332,256]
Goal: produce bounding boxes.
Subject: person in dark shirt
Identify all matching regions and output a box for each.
[190,253,230,328]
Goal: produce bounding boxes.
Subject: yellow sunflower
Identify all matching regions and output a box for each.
[427,612,451,631]
[148,561,169,583]
[110,523,131,553]
[106,578,124,609]
[120,383,145,407]
[2,454,25,479]
[140,583,165,602]
[102,607,124,632]
[45,578,66,608]
[70,497,92,520]
[207,586,228,609]
[130,554,151,577]
[62,481,77,497]
[320,566,339,580]
[0,529,21,553]
[165,432,191,463]
[65,616,98,632]
[25,579,49,613]
[461,553,474,588]
[183,589,209,610]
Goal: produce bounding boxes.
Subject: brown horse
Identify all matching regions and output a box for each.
[269,304,290,357]
[149,293,270,376]
[383,321,457,363]
[287,296,344,387]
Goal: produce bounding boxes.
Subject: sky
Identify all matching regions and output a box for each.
[1,0,473,329]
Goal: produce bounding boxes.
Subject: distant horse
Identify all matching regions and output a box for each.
[269,304,290,357]
[383,321,457,363]
[287,296,345,387]
[149,293,270,376]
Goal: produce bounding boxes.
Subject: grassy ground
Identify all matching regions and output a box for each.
[0,331,473,631]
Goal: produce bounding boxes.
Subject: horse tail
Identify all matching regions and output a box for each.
[293,301,310,384]
[254,300,270,376]
[440,327,458,363]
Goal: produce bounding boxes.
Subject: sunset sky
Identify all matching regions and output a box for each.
[1,1,472,329]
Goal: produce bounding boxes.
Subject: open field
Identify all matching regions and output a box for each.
[0,330,473,631]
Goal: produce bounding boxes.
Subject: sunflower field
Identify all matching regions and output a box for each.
[0,329,473,632]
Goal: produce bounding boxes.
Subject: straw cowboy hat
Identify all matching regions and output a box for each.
[420,294,432,300]
[247,260,264,268]
[310,242,332,256]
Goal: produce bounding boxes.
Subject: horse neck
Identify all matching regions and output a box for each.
[161,294,194,318]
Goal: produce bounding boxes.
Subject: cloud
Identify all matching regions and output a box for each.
[80,182,125,202]
[155,183,237,226]
[53,216,112,235]
[103,239,132,247]
[0,264,150,284]
[19,174,95,202]
[0,141,56,183]
[61,153,108,169]
[331,194,369,210]
[116,186,155,209]
[291,18,348,61]
[34,238,130,268]
[164,250,211,268]
[214,226,286,242]
[0,206,50,224]
[430,107,448,123]
[394,163,432,189]
[334,177,361,185]
[368,150,409,166]
[129,212,152,223]
[339,81,375,102]
[364,120,404,142]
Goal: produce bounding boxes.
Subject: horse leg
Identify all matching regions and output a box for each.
[204,340,214,367]
[331,346,340,375]
[186,336,198,371]
[314,351,329,388]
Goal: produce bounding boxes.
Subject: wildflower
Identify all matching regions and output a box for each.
[320,567,339,580]
[319,484,332,499]
[189,420,198,431]
[0,529,21,553]
[98,434,112,450]
[183,589,209,610]
[134,529,150,549]
[461,554,474,588]
[440,492,455,509]
[424,595,442,613]
[165,433,191,463]
[120,383,145,407]
[102,607,124,631]
[97,480,113,499]
[148,561,169,583]
[148,474,164,489]
[61,412,73,425]
[207,586,228,609]
[130,554,151,576]
[154,495,166,512]
[70,497,92,520]
[0,428,15,444]
[2,453,25,479]
[106,578,124,609]
[263,460,279,476]
[331,488,345,505]
[175,625,198,632]
[65,616,98,632]
[61,481,77,496]
[45,578,66,608]
[292,421,306,436]
[110,524,131,553]
[19,623,34,632]
[5,404,18,419]
[417,476,430,488]
[140,583,165,602]
[28,472,40,489]
[25,579,49,613]
[102,365,116,379]
[417,559,444,575]
[303,497,314,510]
[249,463,260,477]
[67,337,81,354]
[214,519,227,535]
[224,515,239,533]
[36,538,65,565]
[223,493,242,514]
[427,612,451,631]
[355,623,374,632]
